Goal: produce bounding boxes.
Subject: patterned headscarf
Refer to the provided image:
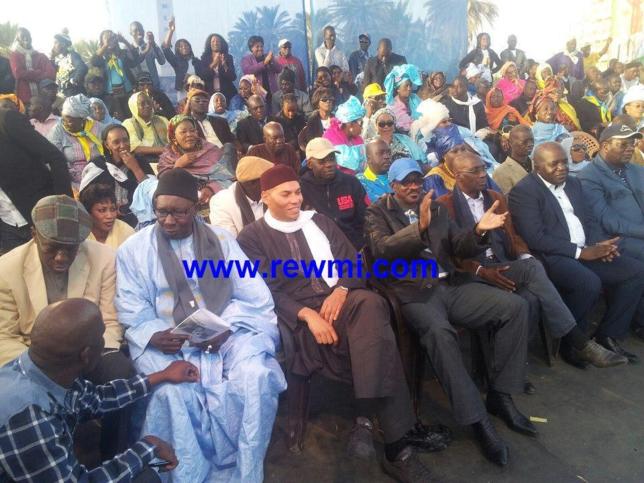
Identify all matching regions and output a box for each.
[62,93,92,118]
[335,96,366,123]
[168,114,202,154]
[384,64,422,105]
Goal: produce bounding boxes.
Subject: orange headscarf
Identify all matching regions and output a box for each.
[0,93,25,113]
[539,78,581,130]
[484,88,530,130]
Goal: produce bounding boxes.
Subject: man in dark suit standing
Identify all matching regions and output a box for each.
[362,39,407,88]
[0,108,72,253]
[509,142,644,365]
[499,35,527,76]
[235,95,267,154]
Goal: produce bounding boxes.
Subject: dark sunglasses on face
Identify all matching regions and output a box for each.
[319,98,333,103]
[571,144,587,151]
[378,120,395,128]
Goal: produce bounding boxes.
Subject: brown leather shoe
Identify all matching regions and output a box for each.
[577,339,629,367]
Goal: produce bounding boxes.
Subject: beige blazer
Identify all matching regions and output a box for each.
[0,239,122,366]
[492,157,531,195]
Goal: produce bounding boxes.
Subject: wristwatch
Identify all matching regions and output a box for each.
[336,285,349,292]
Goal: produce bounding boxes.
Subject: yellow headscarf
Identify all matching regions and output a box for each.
[63,118,104,161]
[127,91,168,146]
[536,64,553,90]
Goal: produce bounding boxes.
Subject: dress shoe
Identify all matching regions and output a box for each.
[381,446,434,482]
[596,336,640,364]
[575,340,628,367]
[472,417,509,466]
[403,421,451,452]
[633,327,644,342]
[486,390,538,437]
[524,381,536,395]
[560,343,590,370]
[347,417,376,459]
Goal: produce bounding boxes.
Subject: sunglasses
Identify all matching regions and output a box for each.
[571,144,586,151]
[378,120,395,128]
[319,98,333,103]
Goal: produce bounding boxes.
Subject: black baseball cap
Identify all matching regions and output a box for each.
[599,123,643,143]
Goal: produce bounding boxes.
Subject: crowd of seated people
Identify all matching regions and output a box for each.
[0,15,643,483]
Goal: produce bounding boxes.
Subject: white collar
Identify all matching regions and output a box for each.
[264,209,316,233]
[537,173,565,191]
[463,191,484,202]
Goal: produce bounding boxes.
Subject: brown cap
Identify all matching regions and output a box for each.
[236,156,274,182]
[260,164,298,192]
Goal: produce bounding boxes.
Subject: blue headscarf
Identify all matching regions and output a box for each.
[384,64,422,105]
[430,124,464,161]
[335,95,366,123]
[89,97,120,125]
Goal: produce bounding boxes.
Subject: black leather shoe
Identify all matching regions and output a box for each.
[575,340,628,367]
[632,327,644,342]
[472,417,509,466]
[596,336,640,364]
[486,390,538,437]
[403,421,451,453]
[381,446,434,482]
[560,343,590,370]
[524,381,536,395]
[347,417,376,459]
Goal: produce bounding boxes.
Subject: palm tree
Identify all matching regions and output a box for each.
[425,0,469,78]
[0,21,19,57]
[467,0,499,43]
[73,39,99,63]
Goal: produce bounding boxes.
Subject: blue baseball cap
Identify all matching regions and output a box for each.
[388,158,422,183]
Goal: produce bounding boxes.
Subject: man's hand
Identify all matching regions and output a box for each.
[142,436,178,472]
[319,287,348,323]
[146,32,155,45]
[148,360,200,386]
[477,265,516,292]
[475,200,507,235]
[264,51,274,64]
[580,237,620,262]
[418,190,435,232]
[190,330,232,352]
[299,308,338,345]
[149,329,189,354]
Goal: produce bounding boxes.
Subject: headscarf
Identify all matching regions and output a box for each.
[536,63,553,89]
[384,64,422,105]
[426,71,448,99]
[496,61,525,104]
[369,107,426,163]
[0,93,25,113]
[335,96,366,123]
[127,91,168,146]
[540,78,581,130]
[411,98,450,141]
[560,136,589,174]
[239,74,267,99]
[582,93,612,124]
[89,97,120,125]
[168,114,202,154]
[61,94,104,161]
[622,84,644,128]
[484,88,530,130]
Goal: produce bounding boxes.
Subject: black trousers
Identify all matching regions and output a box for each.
[85,350,137,458]
[402,282,529,425]
[0,220,31,255]
[542,254,644,337]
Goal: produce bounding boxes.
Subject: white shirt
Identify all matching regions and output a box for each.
[0,188,28,227]
[315,44,349,72]
[463,192,494,258]
[198,119,223,148]
[538,174,585,258]
[209,182,264,236]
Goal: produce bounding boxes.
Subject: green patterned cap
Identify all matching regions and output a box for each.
[31,195,92,245]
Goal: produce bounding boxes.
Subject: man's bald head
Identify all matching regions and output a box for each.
[533,142,569,186]
[247,95,266,121]
[263,121,285,153]
[453,151,487,196]
[30,299,105,370]
[508,125,535,161]
[452,151,483,173]
[366,138,392,174]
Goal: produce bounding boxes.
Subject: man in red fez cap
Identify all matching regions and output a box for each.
[237,165,449,482]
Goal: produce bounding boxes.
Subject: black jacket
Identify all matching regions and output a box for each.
[300,169,368,249]
[0,109,72,223]
[162,47,205,92]
[362,53,407,87]
[441,96,489,132]
[0,57,14,94]
[194,115,236,145]
[364,194,487,303]
[235,117,264,154]
[458,48,502,74]
[197,52,237,103]
[508,173,600,264]
[574,97,607,134]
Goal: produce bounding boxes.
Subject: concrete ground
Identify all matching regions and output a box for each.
[264,337,644,483]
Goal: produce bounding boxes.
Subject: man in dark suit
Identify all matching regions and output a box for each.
[0,108,72,253]
[235,95,267,154]
[499,35,527,76]
[362,39,407,88]
[438,152,625,368]
[365,158,533,467]
[509,142,644,364]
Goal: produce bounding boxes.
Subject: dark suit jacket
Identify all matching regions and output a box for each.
[235,117,264,154]
[195,115,236,145]
[364,193,488,303]
[499,48,527,75]
[508,173,600,263]
[0,110,72,223]
[362,53,407,87]
[162,47,205,92]
[458,48,502,73]
[197,53,237,102]
[437,189,530,273]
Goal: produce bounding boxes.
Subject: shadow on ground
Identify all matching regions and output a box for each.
[265,337,644,483]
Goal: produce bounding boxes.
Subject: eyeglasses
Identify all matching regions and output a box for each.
[459,166,487,175]
[154,208,192,220]
[378,120,395,128]
[571,144,587,151]
[359,39,370,44]
[319,98,333,103]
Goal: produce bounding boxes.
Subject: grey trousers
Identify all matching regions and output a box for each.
[402,282,529,426]
[483,257,577,338]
